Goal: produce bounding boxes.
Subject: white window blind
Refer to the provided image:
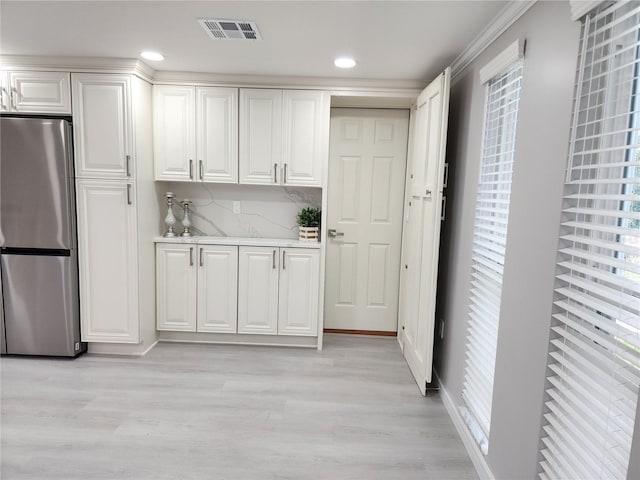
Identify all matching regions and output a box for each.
[539,1,640,479]
[462,61,524,450]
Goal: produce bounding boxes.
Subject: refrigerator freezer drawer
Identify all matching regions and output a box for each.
[1,252,83,356]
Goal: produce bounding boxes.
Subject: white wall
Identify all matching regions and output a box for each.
[435,1,581,477]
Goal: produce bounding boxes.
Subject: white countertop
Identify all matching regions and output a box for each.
[154,236,321,249]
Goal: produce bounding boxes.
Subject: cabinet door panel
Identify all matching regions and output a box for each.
[197,87,238,183]
[197,245,238,333]
[76,180,139,343]
[282,90,325,186]
[154,85,195,181]
[72,74,133,179]
[238,246,278,335]
[278,248,319,336]
[9,71,71,114]
[0,72,9,112]
[157,244,196,332]
[239,89,282,185]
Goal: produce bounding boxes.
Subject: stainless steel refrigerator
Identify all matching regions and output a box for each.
[0,116,86,356]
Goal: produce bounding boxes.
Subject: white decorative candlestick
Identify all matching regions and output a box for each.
[180,199,193,237]
[163,192,177,237]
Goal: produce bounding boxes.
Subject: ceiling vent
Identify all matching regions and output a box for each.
[198,19,262,41]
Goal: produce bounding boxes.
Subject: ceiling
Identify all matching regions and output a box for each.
[0,1,507,82]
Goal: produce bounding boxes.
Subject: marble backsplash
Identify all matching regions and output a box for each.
[158,183,322,239]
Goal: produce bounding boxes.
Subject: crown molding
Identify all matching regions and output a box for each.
[152,70,424,92]
[451,0,537,83]
[0,55,156,83]
[0,54,421,96]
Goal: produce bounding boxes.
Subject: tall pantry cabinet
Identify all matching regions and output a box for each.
[72,73,158,350]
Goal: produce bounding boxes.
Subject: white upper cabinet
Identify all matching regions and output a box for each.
[238,246,279,335]
[239,89,283,185]
[197,87,238,183]
[239,88,325,187]
[282,90,325,186]
[153,85,196,181]
[197,245,238,333]
[76,179,139,343]
[72,74,133,179]
[4,71,71,114]
[278,248,319,336]
[153,85,238,183]
[156,244,197,332]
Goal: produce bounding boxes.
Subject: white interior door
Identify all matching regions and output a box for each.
[399,68,451,395]
[324,108,409,332]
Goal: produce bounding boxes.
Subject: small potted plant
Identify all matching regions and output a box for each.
[296,207,321,242]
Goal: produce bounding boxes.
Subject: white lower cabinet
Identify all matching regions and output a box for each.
[197,245,238,333]
[277,248,320,336]
[156,244,238,333]
[237,246,280,334]
[77,179,139,343]
[238,246,319,336]
[156,244,197,331]
[157,243,320,338]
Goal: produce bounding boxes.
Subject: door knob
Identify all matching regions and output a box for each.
[328,229,344,238]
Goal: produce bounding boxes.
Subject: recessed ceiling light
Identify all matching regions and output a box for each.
[140,51,164,62]
[334,57,356,69]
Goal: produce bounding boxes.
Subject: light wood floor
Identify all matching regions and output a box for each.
[1,334,476,479]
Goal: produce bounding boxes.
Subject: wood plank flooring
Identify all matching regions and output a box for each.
[1,334,476,480]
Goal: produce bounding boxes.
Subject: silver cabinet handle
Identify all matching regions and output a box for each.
[283,163,288,183]
[199,247,204,267]
[328,229,344,238]
[10,88,16,110]
[189,159,193,180]
[443,163,449,188]
[272,249,276,269]
[127,184,132,205]
[425,189,432,197]
[199,160,204,180]
[189,247,194,266]
[282,250,286,270]
[273,163,278,183]
[0,87,6,110]
[126,155,131,177]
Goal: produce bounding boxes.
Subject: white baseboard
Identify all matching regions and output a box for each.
[87,339,158,356]
[158,331,318,348]
[435,371,495,480]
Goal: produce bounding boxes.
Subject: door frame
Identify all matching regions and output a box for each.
[319,92,419,348]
